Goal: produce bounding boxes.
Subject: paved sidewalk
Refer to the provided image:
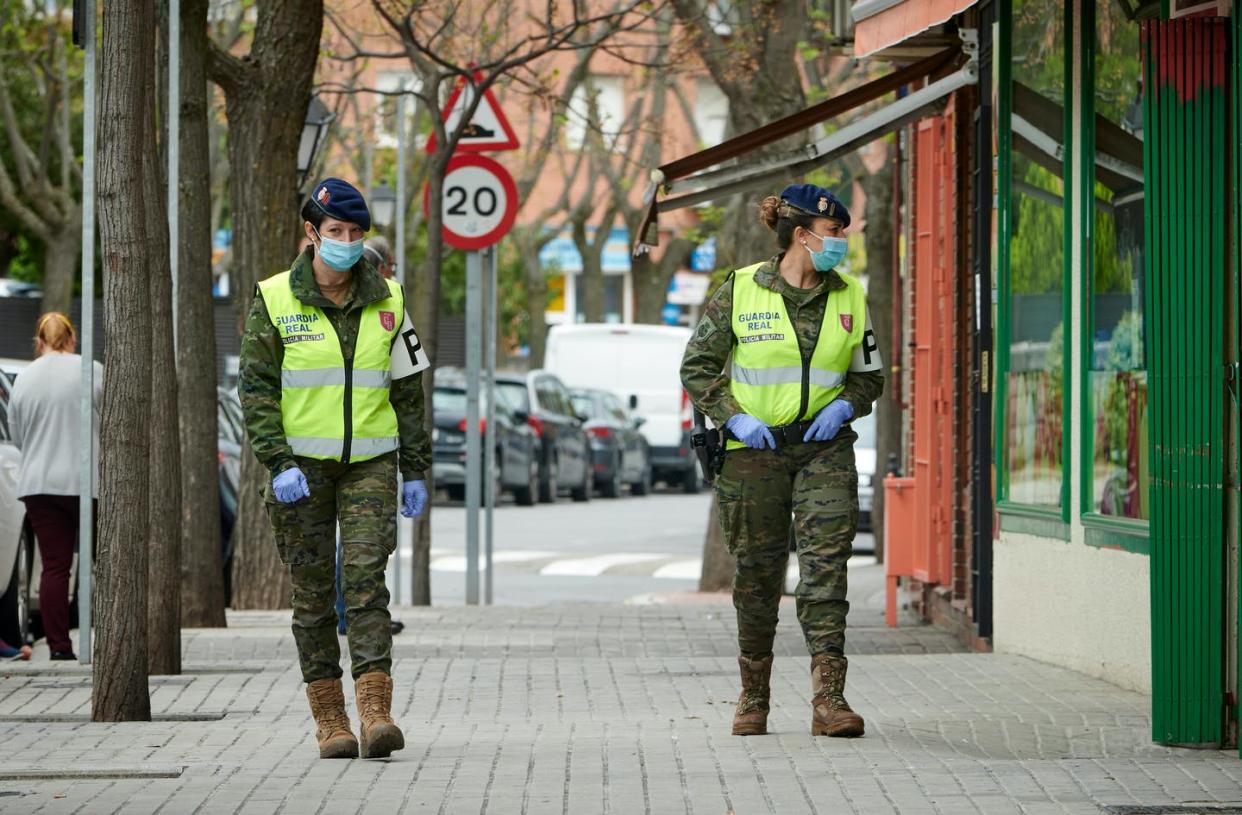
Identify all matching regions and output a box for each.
[2,572,1241,813]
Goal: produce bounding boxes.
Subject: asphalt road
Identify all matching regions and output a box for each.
[389,488,879,608]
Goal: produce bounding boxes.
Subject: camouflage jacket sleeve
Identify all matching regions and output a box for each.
[390,371,431,481]
[237,287,298,479]
[838,305,885,419]
[680,276,742,427]
[839,371,885,420]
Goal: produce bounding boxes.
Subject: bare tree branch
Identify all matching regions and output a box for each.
[0,158,54,241]
[206,40,249,94]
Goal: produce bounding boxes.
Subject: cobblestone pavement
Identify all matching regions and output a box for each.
[2,579,1241,813]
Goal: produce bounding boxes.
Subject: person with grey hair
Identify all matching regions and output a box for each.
[363,236,395,280]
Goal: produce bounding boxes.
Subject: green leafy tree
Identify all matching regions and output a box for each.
[0,2,84,312]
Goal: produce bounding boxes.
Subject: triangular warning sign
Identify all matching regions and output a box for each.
[426,73,520,154]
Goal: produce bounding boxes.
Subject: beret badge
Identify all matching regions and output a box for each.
[817,196,829,212]
[317,187,331,205]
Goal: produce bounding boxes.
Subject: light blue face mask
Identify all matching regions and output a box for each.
[313,227,365,272]
[803,230,848,272]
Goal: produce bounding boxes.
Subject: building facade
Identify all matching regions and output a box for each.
[647,0,1240,752]
[865,0,1237,750]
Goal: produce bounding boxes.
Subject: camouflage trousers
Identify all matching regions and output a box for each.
[264,452,398,683]
[715,430,858,659]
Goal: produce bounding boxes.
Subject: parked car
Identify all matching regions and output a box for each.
[493,371,592,503]
[0,278,42,298]
[0,366,34,649]
[569,388,651,498]
[544,324,701,492]
[854,410,876,532]
[432,382,540,506]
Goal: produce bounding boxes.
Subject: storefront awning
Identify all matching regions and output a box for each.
[852,0,980,58]
[635,39,975,252]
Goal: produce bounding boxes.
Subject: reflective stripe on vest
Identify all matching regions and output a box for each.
[260,271,404,463]
[287,435,402,459]
[728,263,866,446]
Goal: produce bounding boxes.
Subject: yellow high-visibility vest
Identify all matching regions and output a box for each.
[260,271,403,462]
[728,263,866,449]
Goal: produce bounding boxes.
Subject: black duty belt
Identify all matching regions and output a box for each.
[723,419,852,449]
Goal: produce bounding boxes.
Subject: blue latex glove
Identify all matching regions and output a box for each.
[401,479,428,518]
[803,400,854,443]
[273,467,310,504]
[726,414,776,450]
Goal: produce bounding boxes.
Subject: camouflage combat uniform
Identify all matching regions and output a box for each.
[238,248,431,683]
[681,255,884,659]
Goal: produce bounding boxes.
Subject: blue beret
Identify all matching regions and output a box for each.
[308,178,371,232]
[780,183,850,227]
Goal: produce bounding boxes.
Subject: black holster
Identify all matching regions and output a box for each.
[690,409,724,485]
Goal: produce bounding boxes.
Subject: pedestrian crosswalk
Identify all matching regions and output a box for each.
[425,548,878,580]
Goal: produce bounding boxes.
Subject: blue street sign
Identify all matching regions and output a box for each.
[661,303,681,325]
[690,236,716,272]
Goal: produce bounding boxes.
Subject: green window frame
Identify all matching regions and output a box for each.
[995,0,1073,530]
[1077,0,1150,555]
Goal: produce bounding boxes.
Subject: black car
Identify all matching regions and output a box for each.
[217,387,244,603]
[570,388,651,498]
[432,383,540,506]
[494,371,592,503]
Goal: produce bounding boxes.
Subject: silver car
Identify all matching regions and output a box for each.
[0,366,34,649]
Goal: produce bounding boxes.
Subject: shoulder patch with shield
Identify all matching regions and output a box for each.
[379,311,395,332]
[839,313,853,333]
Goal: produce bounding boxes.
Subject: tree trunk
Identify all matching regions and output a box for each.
[212,2,324,609]
[579,255,603,323]
[41,220,81,315]
[698,493,734,592]
[863,158,897,562]
[522,239,549,368]
[93,0,154,721]
[178,0,226,627]
[409,158,450,607]
[632,237,695,324]
[145,103,182,675]
[671,0,809,591]
[231,446,292,607]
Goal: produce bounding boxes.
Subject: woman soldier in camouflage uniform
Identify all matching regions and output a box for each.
[239,178,431,759]
[681,184,884,738]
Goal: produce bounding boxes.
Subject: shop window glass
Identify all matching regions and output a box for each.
[1004,0,1066,508]
[1089,6,1147,520]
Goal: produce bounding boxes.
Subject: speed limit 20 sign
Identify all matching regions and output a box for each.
[424,154,519,250]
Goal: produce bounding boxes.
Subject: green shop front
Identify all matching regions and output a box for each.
[992,0,1238,749]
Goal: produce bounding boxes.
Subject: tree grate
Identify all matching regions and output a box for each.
[1101,806,1242,814]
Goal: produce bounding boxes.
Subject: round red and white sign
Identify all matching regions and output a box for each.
[424,154,519,251]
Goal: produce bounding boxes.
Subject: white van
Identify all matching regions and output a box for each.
[545,324,701,492]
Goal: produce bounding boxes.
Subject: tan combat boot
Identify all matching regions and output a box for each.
[732,654,773,736]
[355,671,405,759]
[306,678,359,759]
[810,653,865,738]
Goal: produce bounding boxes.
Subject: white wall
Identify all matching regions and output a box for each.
[993,532,1151,693]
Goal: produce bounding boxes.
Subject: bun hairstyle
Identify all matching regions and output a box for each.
[35,311,76,354]
[758,195,817,250]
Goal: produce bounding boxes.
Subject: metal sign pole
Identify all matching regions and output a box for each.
[168,0,179,348]
[464,250,482,605]
[484,246,497,605]
[77,0,97,666]
[393,90,407,604]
